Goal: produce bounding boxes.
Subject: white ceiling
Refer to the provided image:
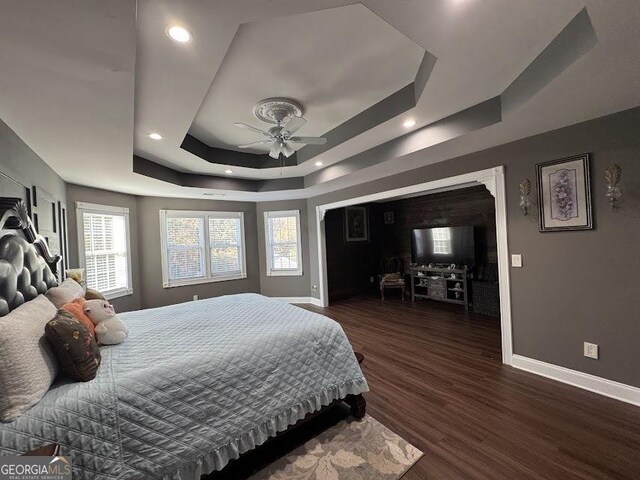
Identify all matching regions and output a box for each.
[1,1,639,201]
[189,3,424,154]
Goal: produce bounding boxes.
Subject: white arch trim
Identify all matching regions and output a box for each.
[315,166,513,365]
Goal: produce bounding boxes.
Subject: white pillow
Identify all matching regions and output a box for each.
[45,278,85,308]
[0,295,59,422]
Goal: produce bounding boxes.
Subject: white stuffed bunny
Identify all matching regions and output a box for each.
[84,299,129,345]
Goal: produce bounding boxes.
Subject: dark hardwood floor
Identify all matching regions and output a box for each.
[302,295,640,480]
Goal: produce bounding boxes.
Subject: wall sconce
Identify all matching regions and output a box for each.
[519,179,531,215]
[604,164,622,208]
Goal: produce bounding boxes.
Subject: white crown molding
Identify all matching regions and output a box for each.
[512,355,640,407]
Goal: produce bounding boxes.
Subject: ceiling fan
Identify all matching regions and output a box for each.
[234,98,327,160]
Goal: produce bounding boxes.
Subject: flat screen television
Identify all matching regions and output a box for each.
[411,226,475,267]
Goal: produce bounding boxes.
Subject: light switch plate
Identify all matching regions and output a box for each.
[511,254,523,268]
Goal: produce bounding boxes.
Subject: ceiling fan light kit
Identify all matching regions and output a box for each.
[234,98,327,160]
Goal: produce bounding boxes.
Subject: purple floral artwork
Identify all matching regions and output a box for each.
[549,168,578,221]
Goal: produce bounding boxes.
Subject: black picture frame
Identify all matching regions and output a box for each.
[344,206,369,243]
[536,153,593,232]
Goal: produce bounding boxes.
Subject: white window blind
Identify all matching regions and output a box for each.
[209,217,243,276]
[160,210,246,287]
[264,210,303,276]
[77,203,132,299]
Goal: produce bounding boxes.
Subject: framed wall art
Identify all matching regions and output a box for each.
[344,206,369,242]
[536,153,593,232]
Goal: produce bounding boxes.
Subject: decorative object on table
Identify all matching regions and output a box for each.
[250,415,423,480]
[344,206,369,242]
[65,268,85,286]
[604,164,622,208]
[519,178,532,215]
[536,153,593,232]
[383,211,395,224]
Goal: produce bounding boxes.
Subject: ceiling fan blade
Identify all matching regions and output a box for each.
[282,143,295,158]
[234,122,268,135]
[238,140,271,148]
[269,143,281,159]
[289,136,327,146]
[281,117,307,135]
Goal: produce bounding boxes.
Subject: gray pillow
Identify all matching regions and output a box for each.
[45,278,85,309]
[0,295,59,422]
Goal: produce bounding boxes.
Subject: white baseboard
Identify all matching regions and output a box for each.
[512,354,640,407]
[274,296,323,307]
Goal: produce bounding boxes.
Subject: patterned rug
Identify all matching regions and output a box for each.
[249,415,423,480]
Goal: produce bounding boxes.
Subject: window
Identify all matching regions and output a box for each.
[431,227,452,255]
[76,202,132,299]
[160,210,246,287]
[264,210,303,276]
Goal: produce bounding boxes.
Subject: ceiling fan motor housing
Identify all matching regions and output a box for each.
[254,98,303,125]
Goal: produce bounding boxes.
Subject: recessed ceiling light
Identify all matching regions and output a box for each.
[314,161,324,167]
[167,26,192,44]
[224,169,233,175]
[148,132,163,140]
[403,119,416,128]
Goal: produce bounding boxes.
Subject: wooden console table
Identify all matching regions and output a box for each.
[410,266,469,310]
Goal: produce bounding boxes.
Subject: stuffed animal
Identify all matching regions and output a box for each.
[83,299,129,345]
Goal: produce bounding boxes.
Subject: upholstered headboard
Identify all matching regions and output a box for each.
[0,198,60,316]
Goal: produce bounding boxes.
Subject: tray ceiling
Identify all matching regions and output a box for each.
[0,1,639,201]
[189,4,424,155]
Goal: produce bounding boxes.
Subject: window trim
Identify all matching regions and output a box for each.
[264,209,303,277]
[76,201,133,300]
[159,209,247,288]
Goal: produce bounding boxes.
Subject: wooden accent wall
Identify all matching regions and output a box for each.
[376,185,496,271]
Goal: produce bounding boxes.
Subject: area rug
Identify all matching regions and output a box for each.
[249,415,423,480]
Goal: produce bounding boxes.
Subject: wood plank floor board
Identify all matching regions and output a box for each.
[303,295,640,480]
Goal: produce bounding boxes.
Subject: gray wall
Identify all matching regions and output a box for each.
[66,184,142,313]
[0,119,68,274]
[136,196,260,309]
[66,188,262,311]
[256,199,311,298]
[0,119,66,202]
[307,107,640,388]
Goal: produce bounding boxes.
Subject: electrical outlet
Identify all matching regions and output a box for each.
[369,276,374,283]
[311,284,318,291]
[193,294,199,301]
[584,342,598,359]
[511,254,523,268]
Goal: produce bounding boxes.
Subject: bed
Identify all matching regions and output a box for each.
[0,198,368,479]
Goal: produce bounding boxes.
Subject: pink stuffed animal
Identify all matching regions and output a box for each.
[84,299,128,345]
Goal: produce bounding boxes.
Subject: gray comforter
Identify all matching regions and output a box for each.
[0,294,368,479]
